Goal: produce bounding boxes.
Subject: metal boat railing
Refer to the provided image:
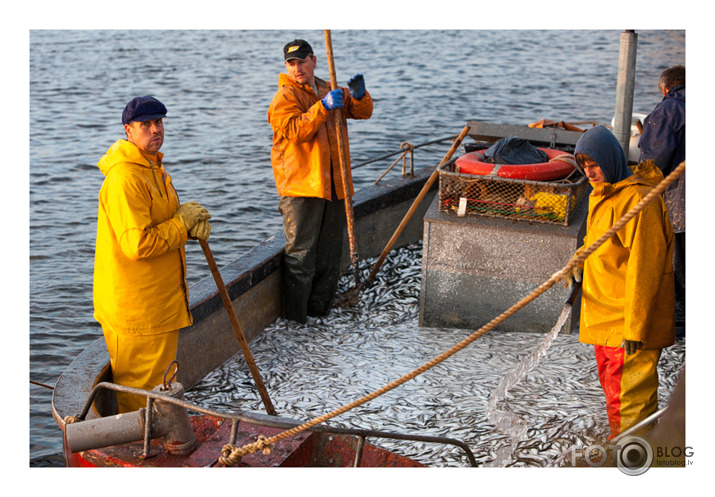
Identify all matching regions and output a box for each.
[69,380,478,467]
[353,134,459,183]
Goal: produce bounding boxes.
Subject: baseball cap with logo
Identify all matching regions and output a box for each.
[283,39,313,61]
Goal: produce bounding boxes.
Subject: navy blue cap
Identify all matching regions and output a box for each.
[122,96,167,125]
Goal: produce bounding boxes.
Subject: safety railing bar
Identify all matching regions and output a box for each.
[352,134,458,170]
[353,436,366,467]
[72,381,478,467]
[373,151,409,185]
[142,397,153,458]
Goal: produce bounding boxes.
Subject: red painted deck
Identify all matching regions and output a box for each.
[65,414,423,468]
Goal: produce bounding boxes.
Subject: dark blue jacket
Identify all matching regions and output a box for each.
[638,85,685,232]
[638,85,685,176]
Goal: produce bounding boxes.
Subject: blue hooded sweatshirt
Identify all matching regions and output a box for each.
[574,125,632,184]
[638,85,685,176]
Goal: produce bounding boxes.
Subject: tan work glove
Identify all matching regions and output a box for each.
[563,265,582,290]
[189,220,211,241]
[174,202,211,232]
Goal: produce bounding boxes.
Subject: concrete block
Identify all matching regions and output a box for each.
[419,196,587,333]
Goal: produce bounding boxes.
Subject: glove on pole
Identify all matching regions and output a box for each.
[175,202,211,231]
[321,88,344,110]
[189,220,212,241]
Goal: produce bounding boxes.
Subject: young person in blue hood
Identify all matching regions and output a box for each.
[569,125,675,440]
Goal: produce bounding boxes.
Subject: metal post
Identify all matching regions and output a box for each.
[613,30,638,158]
[353,436,366,467]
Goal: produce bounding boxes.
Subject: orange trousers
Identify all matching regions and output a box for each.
[102,324,180,413]
[594,345,661,439]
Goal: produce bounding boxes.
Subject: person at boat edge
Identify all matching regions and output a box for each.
[564,124,675,440]
[267,39,373,323]
[638,65,685,334]
[93,96,212,413]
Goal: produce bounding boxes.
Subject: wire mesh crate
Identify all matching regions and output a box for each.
[438,155,589,226]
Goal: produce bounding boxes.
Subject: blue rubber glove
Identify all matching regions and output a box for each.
[321,89,344,110]
[347,73,366,99]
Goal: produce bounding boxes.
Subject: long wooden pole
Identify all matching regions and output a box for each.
[324,29,361,289]
[363,124,471,287]
[199,239,276,416]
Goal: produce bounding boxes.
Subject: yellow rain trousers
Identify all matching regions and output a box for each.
[102,323,180,413]
[577,161,675,438]
[94,140,192,412]
[595,346,661,439]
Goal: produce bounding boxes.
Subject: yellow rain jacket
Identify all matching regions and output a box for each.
[268,74,373,200]
[578,161,675,349]
[93,140,192,335]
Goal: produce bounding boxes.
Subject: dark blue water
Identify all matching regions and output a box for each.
[28,29,684,465]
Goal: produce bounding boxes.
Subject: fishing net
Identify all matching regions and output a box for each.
[438,148,589,226]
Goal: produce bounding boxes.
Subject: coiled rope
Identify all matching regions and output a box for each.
[219,161,685,466]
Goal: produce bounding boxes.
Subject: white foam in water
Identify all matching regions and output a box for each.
[486,303,574,467]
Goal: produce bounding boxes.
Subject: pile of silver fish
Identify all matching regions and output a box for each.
[187,242,686,467]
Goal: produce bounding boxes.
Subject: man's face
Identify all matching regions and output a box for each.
[124,118,164,155]
[285,55,317,87]
[580,157,607,183]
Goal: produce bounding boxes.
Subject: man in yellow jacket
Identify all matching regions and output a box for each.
[571,125,675,440]
[94,96,212,412]
[268,39,373,323]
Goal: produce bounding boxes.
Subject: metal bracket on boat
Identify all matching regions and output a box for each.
[400,141,415,177]
[219,410,479,467]
[549,130,557,149]
[372,141,415,185]
[161,360,179,391]
[64,380,198,458]
[350,134,458,184]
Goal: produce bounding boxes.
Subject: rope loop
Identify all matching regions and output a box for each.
[257,435,274,455]
[550,153,578,169]
[219,435,275,466]
[219,444,243,467]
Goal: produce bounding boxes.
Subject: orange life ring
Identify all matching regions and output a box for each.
[455,148,576,181]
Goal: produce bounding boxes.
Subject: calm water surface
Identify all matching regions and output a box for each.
[29,29,685,464]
